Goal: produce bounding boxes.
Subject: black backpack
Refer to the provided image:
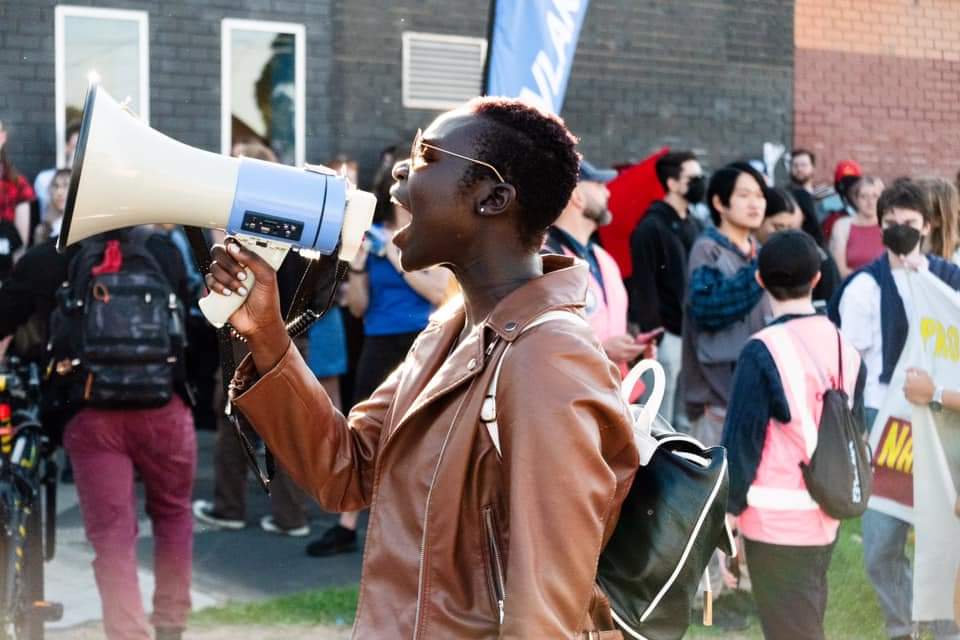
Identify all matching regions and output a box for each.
[596,363,732,640]
[797,329,872,519]
[45,233,186,410]
[482,316,731,640]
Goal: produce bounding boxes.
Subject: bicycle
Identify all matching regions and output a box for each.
[0,358,62,640]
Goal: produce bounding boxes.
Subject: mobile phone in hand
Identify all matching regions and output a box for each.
[635,327,665,344]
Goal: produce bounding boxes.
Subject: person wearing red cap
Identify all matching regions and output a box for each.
[821,159,863,243]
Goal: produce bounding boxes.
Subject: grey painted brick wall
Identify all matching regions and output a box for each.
[1,0,793,186]
[564,0,794,171]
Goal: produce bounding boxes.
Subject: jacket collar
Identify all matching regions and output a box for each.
[484,254,588,341]
[386,256,589,438]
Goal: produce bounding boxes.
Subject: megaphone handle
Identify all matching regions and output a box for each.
[198,236,291,329]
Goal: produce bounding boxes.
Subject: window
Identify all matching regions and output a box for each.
[221,19,306,167]
[402,32,487,110]
[55,6,149,166]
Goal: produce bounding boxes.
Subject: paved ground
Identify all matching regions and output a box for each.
[46,430,365,633]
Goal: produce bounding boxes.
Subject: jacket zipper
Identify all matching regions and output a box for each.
[483,506,506,624]
[412,377,478,639]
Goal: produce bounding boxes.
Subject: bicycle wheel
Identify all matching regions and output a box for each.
[21,503,43,640]
[0,504,41,640]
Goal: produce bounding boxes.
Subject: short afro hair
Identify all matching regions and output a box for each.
[462,97,580,249]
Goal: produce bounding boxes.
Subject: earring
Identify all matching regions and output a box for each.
[480,207,485,213]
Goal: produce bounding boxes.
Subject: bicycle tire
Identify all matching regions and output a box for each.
[22,504,43,640]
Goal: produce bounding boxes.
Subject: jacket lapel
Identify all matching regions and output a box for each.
[387,308,486,440]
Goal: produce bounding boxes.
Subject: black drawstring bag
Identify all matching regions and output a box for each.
[797,330,872,519]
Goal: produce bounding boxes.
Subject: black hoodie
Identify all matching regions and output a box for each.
[628,200,702,335]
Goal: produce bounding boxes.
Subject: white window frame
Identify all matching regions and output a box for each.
[221,18,306,167]
[401,32,488,110]
[55,5,150,166]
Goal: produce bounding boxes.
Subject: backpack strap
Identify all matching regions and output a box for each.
[479,310,587,456]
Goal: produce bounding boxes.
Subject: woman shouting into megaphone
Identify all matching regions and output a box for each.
[207,98,639,639]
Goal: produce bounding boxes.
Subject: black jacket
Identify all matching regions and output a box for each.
[628,200,701,335]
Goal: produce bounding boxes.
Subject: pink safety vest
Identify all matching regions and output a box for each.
[740,315,861,546]
[559,244,629,346]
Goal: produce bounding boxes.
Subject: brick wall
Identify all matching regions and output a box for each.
[1,0,794,186]
[566,0,794,172]
[795,0,960,183]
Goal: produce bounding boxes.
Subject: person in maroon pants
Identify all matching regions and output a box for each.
[0,229,196,640]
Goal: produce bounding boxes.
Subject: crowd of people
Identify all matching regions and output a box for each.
[1,101,959,640]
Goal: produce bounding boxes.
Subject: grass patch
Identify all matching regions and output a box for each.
[823,519,885,639]
[192,521,887,637]
[690,519,885,639]
[192,586,358,626]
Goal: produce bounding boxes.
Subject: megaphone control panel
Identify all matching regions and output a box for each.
[239,212,304,242]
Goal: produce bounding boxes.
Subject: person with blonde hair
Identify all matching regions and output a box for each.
[917,177,960,265]
[830,175,885,278]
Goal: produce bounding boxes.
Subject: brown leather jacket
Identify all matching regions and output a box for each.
[230,256,639,639]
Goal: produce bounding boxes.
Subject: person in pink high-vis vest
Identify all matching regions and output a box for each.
[544,160,660,383]
[722,230,867,640]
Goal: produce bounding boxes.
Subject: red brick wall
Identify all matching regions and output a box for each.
[794,0,960,184]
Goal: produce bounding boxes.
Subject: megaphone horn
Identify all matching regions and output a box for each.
[62,84,376,328]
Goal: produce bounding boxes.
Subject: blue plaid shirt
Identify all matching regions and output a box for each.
[687,227,763,332]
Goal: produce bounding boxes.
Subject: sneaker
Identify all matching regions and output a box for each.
[260,515,310,537]
[192,500,245,530]
[305,524,358,557]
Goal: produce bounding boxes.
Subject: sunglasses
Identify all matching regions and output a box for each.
[411,128,505,183]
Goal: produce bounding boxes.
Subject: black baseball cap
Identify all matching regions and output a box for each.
[758,230,821,290]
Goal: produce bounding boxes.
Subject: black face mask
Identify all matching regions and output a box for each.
[685,176,706,204]
[882,224,922,256]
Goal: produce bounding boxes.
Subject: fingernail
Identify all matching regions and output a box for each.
[237,286,248,296]
[237,271,247,281]
[228,243,240,254]
[222,288,232,296]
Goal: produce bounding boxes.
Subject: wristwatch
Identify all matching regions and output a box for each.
[930,386,944,412]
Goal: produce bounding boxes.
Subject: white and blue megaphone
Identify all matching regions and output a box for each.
[59,84,377,328]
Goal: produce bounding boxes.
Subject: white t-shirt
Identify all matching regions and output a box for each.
[838,268,914,410]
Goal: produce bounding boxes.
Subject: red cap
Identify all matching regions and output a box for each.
[834,160,862,184]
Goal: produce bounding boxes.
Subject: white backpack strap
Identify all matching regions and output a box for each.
[621,359,666,430]
[480,310,585,456]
